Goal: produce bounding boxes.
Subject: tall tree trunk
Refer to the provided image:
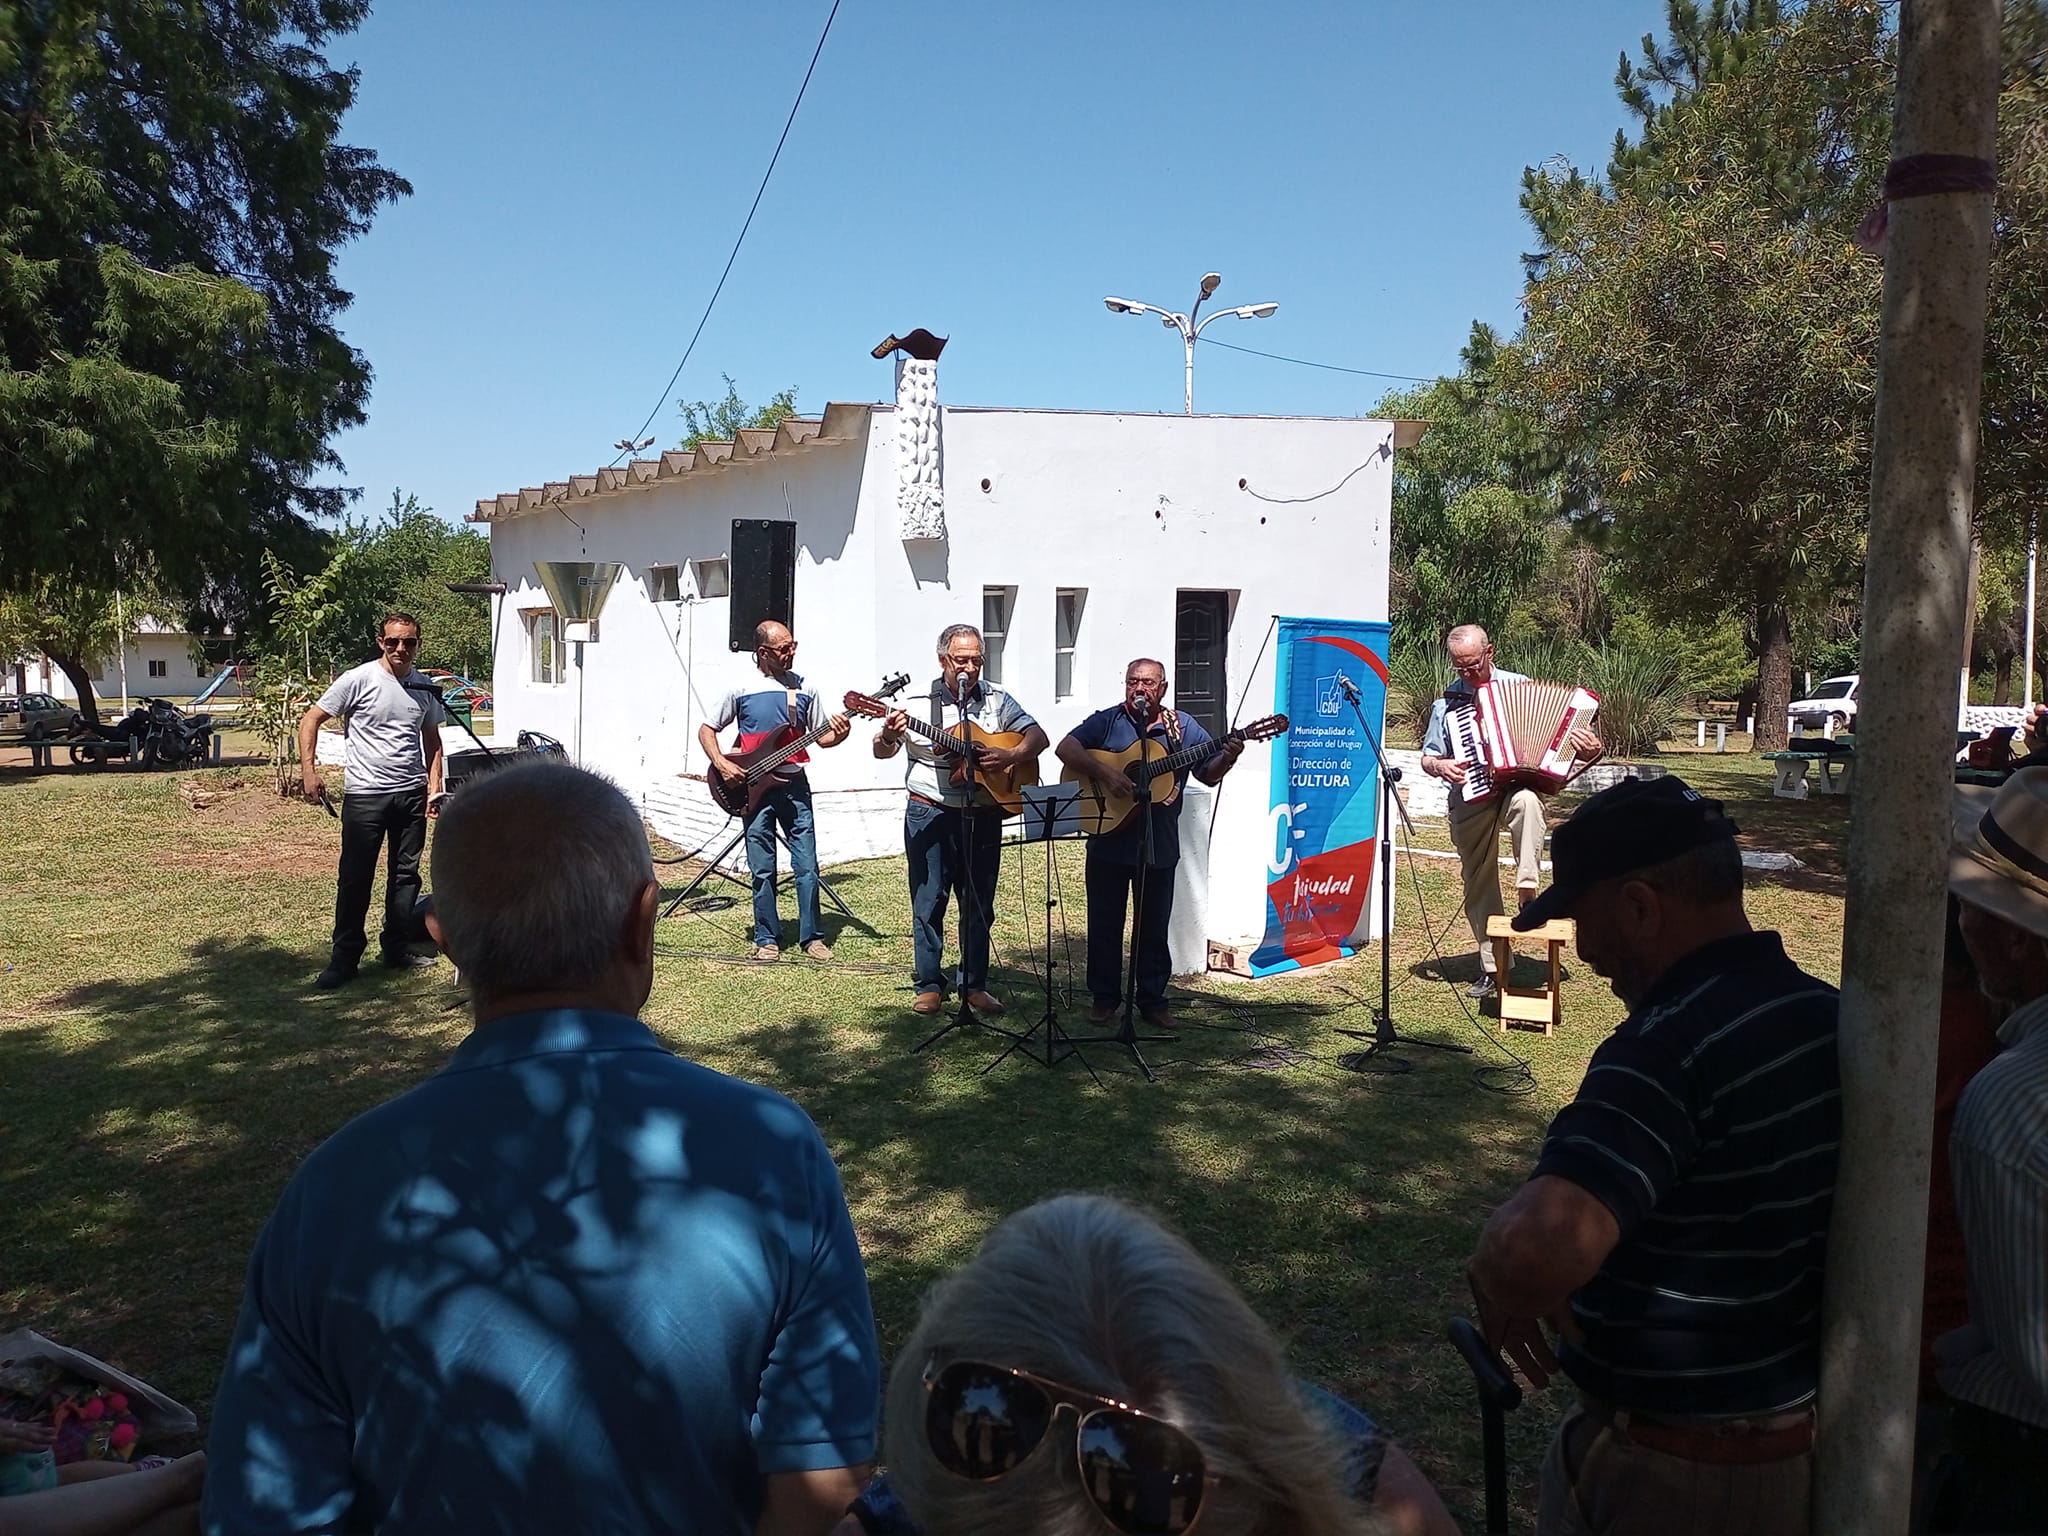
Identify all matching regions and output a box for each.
[1753,594,1795,751]
[49,652,99,726]
[1994,647,2014,705]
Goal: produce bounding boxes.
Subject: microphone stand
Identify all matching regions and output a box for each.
[1331,673,1473,1071]
[1071,707,1172,1081]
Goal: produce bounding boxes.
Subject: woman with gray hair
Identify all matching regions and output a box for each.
[841,1195,1455,1536]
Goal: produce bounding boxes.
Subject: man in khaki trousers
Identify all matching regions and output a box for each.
[1419,625,1595,998]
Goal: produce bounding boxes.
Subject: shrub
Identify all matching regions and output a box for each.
[1585,644,1688,757]
[1387,644,1454,738]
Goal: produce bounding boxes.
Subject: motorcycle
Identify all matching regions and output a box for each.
[66,706,152,769]
[137,698,215,770]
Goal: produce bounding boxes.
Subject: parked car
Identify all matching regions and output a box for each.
[1789,674,1859,730]
[0,691,83,743]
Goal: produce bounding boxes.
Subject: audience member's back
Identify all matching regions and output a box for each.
[203,761,880,1535]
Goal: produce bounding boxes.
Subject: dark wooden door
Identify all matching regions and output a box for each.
[1174,591,1229,739]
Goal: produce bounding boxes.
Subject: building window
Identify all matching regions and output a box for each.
[1174,590,1231,740]
[982,586,1015,685]
[1055,588,1085,700]
[147,658,167,678]
[728,521,794,651]
[646,564,682,603]
[526,610,563,685]
[691,557,731,599]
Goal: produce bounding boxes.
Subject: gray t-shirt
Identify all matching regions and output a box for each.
[316,661,446,795]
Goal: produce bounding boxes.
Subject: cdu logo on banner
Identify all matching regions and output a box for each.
[1248,616,1390,977]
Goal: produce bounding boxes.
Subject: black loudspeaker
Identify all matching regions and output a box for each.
[729,519,796,651]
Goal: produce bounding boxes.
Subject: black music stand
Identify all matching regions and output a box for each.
[914,691,1022,1055]
[1069,728,1175,1081]
[1331,674,1472,1071]
[984,783,1098,1080]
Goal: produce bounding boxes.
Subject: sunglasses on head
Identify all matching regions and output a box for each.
[380,636,419,649]
[922,1357,1215,1535]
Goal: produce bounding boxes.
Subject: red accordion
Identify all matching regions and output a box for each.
[1445,679,1601,801]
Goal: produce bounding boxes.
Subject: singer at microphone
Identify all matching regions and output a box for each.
[1055,657,1245,1032]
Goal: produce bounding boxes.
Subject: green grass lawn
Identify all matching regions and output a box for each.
[0,751,1846,1529]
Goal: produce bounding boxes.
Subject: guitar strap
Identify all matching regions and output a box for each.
[1160,707,1183,749]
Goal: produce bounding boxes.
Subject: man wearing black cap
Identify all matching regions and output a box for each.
[1466,775,1840,1536]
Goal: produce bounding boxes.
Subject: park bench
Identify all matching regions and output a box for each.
[1761,743,1855,800]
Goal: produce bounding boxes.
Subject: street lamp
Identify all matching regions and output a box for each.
[1101,271,1279,414]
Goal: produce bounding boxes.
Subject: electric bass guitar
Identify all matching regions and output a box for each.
[706,673,910,818]
[1060,714,1289,836]
[844,689,1042,817]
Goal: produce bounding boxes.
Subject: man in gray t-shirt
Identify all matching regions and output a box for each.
[298,611,446,989]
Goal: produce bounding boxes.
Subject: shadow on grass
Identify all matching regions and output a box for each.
[2,935,466,1415]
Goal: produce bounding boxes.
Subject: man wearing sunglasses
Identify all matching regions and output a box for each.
[701,620,852,963]
[299,611,446,989]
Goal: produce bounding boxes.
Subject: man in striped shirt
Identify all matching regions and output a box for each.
[1925,770,2048,1534]
[1467,775,1839,1536]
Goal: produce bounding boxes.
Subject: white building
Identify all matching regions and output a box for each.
[473,351,1408,971]
[20,618,239,711]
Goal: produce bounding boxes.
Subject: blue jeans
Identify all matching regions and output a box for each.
[1085,845,1175,1011]
[905,798,1003,996]
[743,778,820,947]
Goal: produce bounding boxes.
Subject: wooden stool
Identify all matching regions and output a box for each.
[1486,915,1575,1036]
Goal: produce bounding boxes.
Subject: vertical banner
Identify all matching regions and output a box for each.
[1248,617,1391,977]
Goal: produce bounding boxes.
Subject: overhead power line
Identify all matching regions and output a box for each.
[611,0,843,465]
[1200,335,1434,384]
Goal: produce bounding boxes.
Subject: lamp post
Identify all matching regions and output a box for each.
[1103,272,1278,414]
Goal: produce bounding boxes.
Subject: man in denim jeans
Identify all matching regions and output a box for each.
[874,624,1046,1017]
[300,611,447,990]
[701,621,851,963]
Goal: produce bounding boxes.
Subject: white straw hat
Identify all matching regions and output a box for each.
[1950,768,2048,940]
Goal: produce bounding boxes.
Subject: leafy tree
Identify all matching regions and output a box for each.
[0,578,127,725]
[1379,325,1563,651]
[678,375,798,450]
[357,491,493,678]
[1508,0,1892,749]
[0,1,408,617]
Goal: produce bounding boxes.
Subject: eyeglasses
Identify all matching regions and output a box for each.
[946,654,985,667]
[380,636,420,650]
[761,641,798,656]
[922,1357,1214,1534]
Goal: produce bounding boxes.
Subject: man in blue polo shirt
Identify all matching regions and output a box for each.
[1055,657,1242,1030]
[1467,775,1839,1536]
[204,759,880,1536]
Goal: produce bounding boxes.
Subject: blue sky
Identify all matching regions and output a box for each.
[328,1,1668,527]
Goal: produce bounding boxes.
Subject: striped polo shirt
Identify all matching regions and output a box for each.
[1532,930,1841,1416]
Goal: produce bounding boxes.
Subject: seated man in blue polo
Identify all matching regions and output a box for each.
[1054,658,1242,1029]
[204,759,880,1536]
[1468,775,1840,1536]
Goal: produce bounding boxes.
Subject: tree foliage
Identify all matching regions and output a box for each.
[678,375,798,450]
[1507,0,1892,749]
[1381,325,1563,652]
[0,1,408,616]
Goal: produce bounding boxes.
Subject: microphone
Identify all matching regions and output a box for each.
[1127,693,1154,721]
[1337,672,1361,703]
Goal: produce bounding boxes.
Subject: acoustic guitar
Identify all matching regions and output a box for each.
[844,690,1042,817]
[1060,713,1289,836]
[706,674,910,819]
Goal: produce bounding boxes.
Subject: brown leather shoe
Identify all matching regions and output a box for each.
[1087,1003,1116,1024]
[964,990,1006,1016]
[1140,1007,1179,1030]
[911,990,943,1016]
